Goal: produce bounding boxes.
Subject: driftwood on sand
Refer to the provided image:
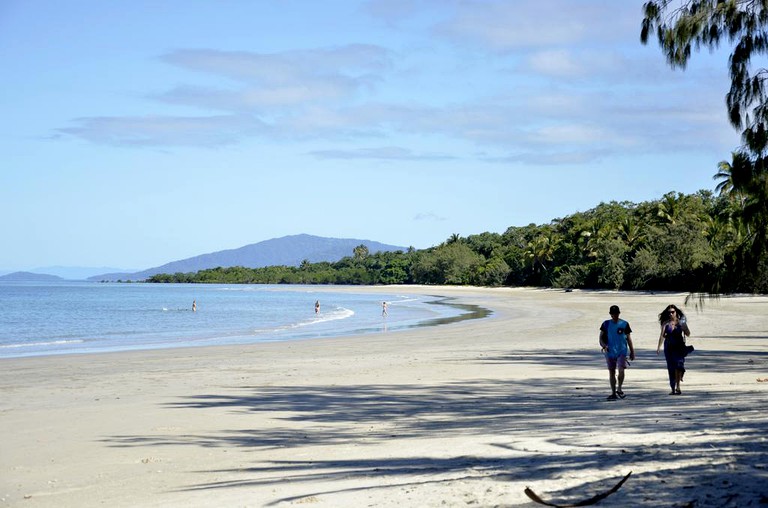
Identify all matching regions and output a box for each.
[524,471,632,507]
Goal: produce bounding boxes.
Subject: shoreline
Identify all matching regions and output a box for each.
[0,286,498,363]
[0,285,478,360]
[1,286,767,507]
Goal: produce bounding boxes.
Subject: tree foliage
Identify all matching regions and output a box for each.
[641,1,768,146]
[642,0,768,291]
[148,190,765,293]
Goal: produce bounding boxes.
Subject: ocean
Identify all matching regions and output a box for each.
[0,282,475,359]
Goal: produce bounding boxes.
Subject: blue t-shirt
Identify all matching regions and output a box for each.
[600,319,632,358]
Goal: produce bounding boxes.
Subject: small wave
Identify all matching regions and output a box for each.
[0,339,85,349]
[303,307,355,326]
[253,307,355,334]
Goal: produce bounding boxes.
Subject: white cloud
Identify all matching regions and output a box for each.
[525,49,588,78]
[153,46,389,112]
[364,0,426,24]
[161,45,390,85]
[58,115,262,147]
[53,2,737,163]
[488,149,609,166]
[432,0,630,52]
[155,81,353,111]
[526,123,610,146]
[414,212,448,222]
[523,91,588,117]
[309,146,455,161]
[435,3,583,50]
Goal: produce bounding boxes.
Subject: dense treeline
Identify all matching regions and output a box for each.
[148,189,766,293]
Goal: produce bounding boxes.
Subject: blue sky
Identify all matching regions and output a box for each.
[0,0,740,272]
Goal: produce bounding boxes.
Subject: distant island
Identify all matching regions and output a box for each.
[0,271,65,282]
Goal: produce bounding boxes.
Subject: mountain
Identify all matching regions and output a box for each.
[89,234,409,281]
[0,271,65,282]
[29,266,136,280]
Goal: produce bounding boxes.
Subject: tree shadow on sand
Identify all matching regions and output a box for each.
[476,348,768,374]
[103,348,768,506]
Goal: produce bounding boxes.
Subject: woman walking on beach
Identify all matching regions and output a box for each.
[657,304,691,395]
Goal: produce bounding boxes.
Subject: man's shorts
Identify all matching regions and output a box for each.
[605,355,628,370]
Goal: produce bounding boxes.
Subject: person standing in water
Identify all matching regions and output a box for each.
[599,305,635,400]
[315,300,320,315]
[382,301,388,317]
[192,300,197,312]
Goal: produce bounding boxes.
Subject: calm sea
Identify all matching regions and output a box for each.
[0,282,471,359]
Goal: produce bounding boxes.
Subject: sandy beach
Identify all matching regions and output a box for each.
[1,286,767,507]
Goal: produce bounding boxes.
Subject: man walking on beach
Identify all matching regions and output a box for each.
[599,305,635,400]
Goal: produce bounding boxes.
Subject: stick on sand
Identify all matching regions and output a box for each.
[524,471,632,507]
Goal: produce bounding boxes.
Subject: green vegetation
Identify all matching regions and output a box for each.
[641,1,768,291]
[148,188,765,293]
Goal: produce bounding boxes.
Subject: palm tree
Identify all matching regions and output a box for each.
[578,221,612,259]
[353,244,369,262]
[714,151,753,205]
[656,192,683,225]
[446,233,461,245]
[525,232,558,274]
[714,157,737,197]
[715,152,768,291]
[618,217,646,252]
